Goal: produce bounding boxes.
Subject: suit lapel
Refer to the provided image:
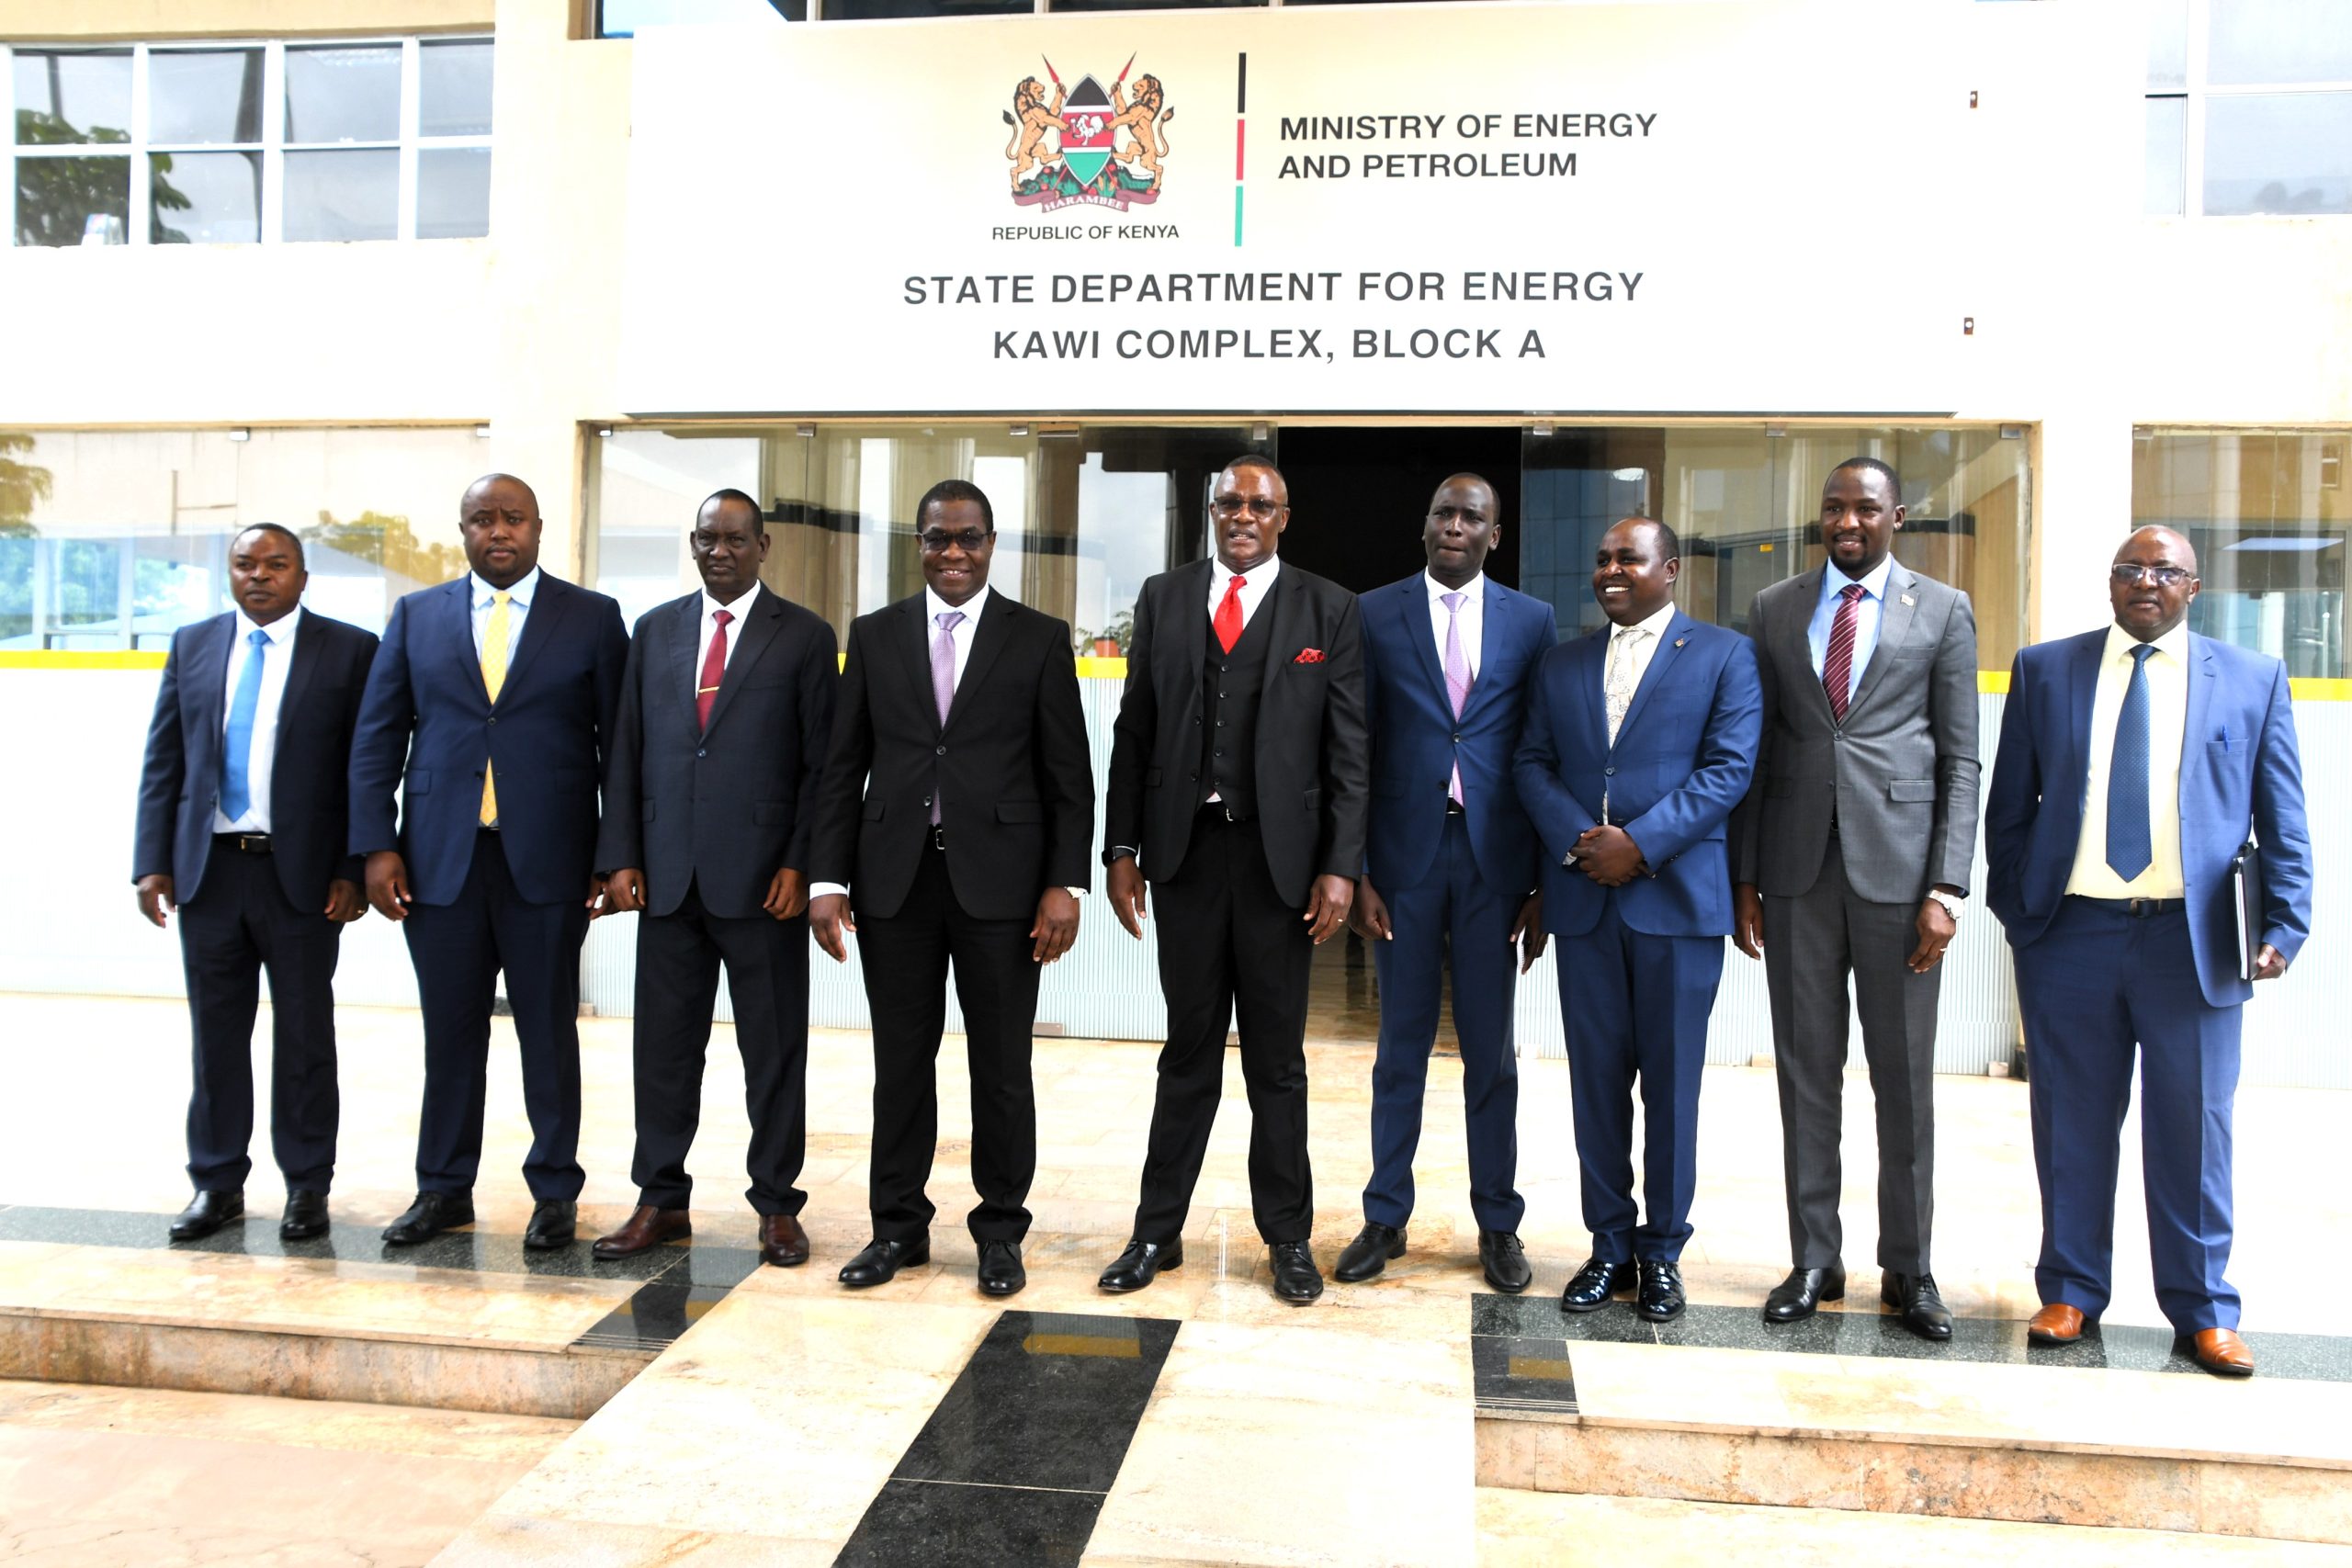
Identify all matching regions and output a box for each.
[898,595,939,731]
[944,592,1013,734]
[500,574,571,698]
[1844,564,1918,720]
[275,609,323,736]
[2065,631,2103,803]
[441,580,492,705]
[670,594,703,720]
[702,590,783,739]
[1611,610,1694,749]
[187,615,233,784]
[1256,567,1300,707]
[1568,628,1605,754]
[2181,632,2216,821]
[1175,559,1210,697]
[1401,580,1452,718]
[1456,579,1511,722]
[1782,568,1838,728]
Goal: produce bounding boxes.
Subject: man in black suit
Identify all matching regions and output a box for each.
[134,524,378,1242]
[808,479,1093,1298]
[1100,455,1371,1304]
[349,474,630,1251]
[592,490,837,1269]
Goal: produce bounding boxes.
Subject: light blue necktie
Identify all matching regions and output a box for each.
[220,627,269,823]
[2105,643,2156,881]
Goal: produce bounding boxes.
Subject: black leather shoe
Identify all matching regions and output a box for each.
[1883,1270,1953,1341]
[838,1236,929,1288]
[977,1240,1026,1297]
[1637,1259,1687,1322]
[1334,1223,1405,1283]
[1480,1231,1532,1294]
[278,1190,329,1242]
[168,1190,243,1242]
[1762,1265,1845,1324]
[1099,1239,1182,1293]
[1270,1240,1323,1303]
[381,1191,474,1247]
[524,1199,577,1251]
[1560,1257,1636,1313]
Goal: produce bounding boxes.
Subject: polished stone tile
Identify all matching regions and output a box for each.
[572,1280,734,1352]
[1470,1333,1577,1413]
[894,1310,1180,1493]
[838,1478,1106,1567]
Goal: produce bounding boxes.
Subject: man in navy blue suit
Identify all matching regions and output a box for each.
[349,474,630,1251]
[1338,474,1555,1293]
[1514,517,1761,1320]
[134,524,378,1244]
[1985,525,2310,1378]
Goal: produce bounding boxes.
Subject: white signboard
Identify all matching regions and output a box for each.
[620,0,1975,415]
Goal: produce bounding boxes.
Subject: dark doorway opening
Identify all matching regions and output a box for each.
[1272,426,1523,599]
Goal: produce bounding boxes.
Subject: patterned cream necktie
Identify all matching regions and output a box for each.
[479,590,512,827]
[1604,624,1646,745]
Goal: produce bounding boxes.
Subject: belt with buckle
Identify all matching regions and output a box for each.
[1198,803,1253,825]
[214,832,273,854]
[2075,894,2184,918]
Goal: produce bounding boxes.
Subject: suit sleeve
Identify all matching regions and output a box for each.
[1926,590,1983,895]
[1034,620,1096,892]
[590,599,631,859]
[131,630,190,882]
[1512,653,1597,864]
[1981,649,2039,931]
[785,617,840,873]
[1316,592,1371,882]
[1727,594,1773,886]
[594,621,650,874]
[1356,602,1380,878]
[2251,659,2312,964]
[808,619,876,891]
[347,596,417,857]
[1621,637,1763,869]
[334,629,380,884]
[1103,580,1159,859]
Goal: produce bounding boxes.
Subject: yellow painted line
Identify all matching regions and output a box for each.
[1978,670,2009,694]
[2293,677,2349,701]
[1508,1355,1576,1382]
[1076,656,1127,679]
[0,650,168,670]
[1023,1332,1142,1359]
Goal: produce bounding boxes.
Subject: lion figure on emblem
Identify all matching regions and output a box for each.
[1002,76,1069,190]
[1109,74,1174,191]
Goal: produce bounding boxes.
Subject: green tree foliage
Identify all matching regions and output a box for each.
[305,509,468,586]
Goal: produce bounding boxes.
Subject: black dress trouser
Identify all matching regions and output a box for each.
[178,843,342,1193]
[629,881,809,1216]
[1133,812,1316,1246]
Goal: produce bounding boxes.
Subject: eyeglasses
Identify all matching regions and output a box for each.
[2110,563,2192,588]
[920,528,991,553]
[1211,496,1283,520]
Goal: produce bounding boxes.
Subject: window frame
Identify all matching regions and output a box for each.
[2146,0,2352,219]
[5,35,493,248]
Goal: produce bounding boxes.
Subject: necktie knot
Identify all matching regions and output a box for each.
[248,628,270,648]
[714,608,733,627]
[936,610,966,632]
[2128,642,2154,667]
[1441,591,1464,614]
[1840,583,1865,605]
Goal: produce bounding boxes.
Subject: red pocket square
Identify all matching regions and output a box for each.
[1293,648,1326,664]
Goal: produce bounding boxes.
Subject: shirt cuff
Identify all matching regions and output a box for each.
[810,882,850,902]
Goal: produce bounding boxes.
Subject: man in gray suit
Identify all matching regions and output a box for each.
[1730,457,1978,1341]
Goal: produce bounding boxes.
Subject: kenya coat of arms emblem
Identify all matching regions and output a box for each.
[1003,56,1173,212]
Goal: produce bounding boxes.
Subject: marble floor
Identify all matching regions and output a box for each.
[0,990,2347,1563]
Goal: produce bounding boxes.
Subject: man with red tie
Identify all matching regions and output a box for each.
[591,490,838,1269]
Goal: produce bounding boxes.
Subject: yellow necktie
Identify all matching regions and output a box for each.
[479,590,511,826]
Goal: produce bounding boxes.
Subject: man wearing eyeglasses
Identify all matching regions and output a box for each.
[1984,526,2310,1379]
[807,479,1093,1298]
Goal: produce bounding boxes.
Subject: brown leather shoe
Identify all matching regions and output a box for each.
[591,1205,691,1260]
[2027,1303,2086,1346]
[2189,1327,2256,1378]
[760,1213,809,1268]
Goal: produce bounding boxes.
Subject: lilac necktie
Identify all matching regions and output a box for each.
[931,610,965,824]
[1442,591,1470,808]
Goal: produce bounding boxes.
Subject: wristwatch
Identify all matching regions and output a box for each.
[1926,888,1965,919]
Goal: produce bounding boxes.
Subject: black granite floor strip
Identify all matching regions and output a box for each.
[1471,1332,1577,1414]
[834,1310,1182,1568]
[1470,1295,2352,1385]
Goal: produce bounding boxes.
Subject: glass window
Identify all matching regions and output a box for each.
[2145,96,2188,214]
[148,49,263,145]
[284,149,401,243]
[418,146,492,239]
[13,153,129,246]
[0,426,492,649]
[151,151,261,243]
[2203,92,2352,214]
[11,50,131,144]
[2208,0,2352,85]
[284,45,401,145]
[419,40,495,138]
[2134,428,2348,678]
[600,0,795,33]
[2147,0,2189,92]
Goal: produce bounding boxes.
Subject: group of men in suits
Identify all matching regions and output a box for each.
[133,455,2310,1370]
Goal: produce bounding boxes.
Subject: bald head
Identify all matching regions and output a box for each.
[460,472,544,589]
[2109,525,2200,642]
[2115,525,2197,576]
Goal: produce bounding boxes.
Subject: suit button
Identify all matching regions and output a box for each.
[1604,765,1616,776]
[1216,719,1224,727]
[487,716,497,727]
[1188,772,1198,782]
[695,749,707,759]
[1452,733,1462,744]
[935,745,947,756]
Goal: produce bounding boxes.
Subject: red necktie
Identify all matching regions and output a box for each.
[1213,573,1245,654]
[696,608,733,730]
[1822,583,1864,721]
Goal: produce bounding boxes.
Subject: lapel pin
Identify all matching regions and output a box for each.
[1674,637,1687,648]
[1900,593,1916,606]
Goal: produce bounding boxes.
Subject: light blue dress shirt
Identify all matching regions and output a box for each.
[469,565,539,671]
[1805,554,1894,708]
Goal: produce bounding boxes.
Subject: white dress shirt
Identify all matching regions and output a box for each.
[2066,620,2189,900]
[213,606,303,834]
[1806,553,1894,706]
[1606,599,1679,699]
[926,582,989,687]
[699,579,763,674]
[1207,554,1281,633]
[470,565,540,670]
[1425,570,1485,680]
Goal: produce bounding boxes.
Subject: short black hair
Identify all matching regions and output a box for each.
[232,521,305,569]
[1829,456,1902,502]
[1611,514,1679,562]
[917,479,995,535]
[1224,452,1285,486]
[699,488,765,536]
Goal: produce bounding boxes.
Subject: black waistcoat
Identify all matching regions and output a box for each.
[1198,595,1274,818]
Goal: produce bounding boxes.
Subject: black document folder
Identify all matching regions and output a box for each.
[2231,841,2262,981]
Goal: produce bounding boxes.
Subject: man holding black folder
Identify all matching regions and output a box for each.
[1984,526,2311,1378]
